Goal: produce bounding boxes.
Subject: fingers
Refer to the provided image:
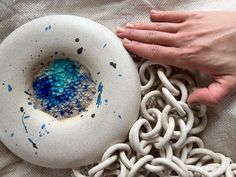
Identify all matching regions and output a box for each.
[150,10,191,23]
[125,22,181,33]
[117,28,177,46]
[188,76,235,106]
[122,39,181,67]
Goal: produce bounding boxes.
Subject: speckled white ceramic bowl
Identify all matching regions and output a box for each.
[0,15,141,168]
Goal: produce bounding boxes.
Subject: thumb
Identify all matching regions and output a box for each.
[188,76,235,106]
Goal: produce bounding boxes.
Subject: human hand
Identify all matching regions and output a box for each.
[116,10,236,106]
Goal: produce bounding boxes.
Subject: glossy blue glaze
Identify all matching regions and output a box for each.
[32,58,95,118]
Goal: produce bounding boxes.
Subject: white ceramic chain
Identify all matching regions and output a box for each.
[72,59,236,177]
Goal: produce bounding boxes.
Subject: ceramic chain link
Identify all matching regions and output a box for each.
[71,58,236,177]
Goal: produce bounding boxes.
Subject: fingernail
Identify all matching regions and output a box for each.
[116,27,125,34]
[150,9,158,14]
[123,38,131,45]
[126,23,135,28]
[189,102,199,107]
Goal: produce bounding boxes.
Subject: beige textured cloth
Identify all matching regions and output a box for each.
[1,0,236,176]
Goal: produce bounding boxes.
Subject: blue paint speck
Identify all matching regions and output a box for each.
[103,43,107,48]
[39,123,49,136]
[45,25,51,31]
[41,124,45,129]
[11,133,14,137]
[24,115,30,119]
[8,84,13,92]
[28,138,38,149]
[96,82,103,108]
[21,112,29,134]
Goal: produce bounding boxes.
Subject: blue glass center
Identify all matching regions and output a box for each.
[32,58,96,119]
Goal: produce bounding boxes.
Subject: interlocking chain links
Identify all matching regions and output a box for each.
[72,60,236,177]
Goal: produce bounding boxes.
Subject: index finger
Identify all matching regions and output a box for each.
[123,39,183,67]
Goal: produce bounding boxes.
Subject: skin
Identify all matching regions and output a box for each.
[116,10,236,106]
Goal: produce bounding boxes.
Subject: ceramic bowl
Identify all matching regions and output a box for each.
[0,15,141,168]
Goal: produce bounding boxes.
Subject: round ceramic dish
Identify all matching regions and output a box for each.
[0,15,141,168]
